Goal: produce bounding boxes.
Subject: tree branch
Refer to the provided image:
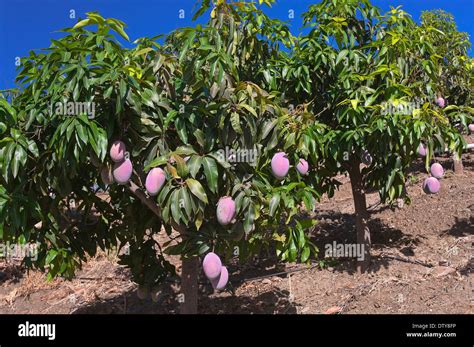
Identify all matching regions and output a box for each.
[127,180,186,234]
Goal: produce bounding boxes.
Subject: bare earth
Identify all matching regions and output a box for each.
[1,152,473,314]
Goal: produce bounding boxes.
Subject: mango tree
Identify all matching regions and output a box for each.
[419,10,474,173]
[264,0,469,272]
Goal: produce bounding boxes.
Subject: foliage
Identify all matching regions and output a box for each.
[1,0,473,286]
[265,0,473,204]
[0,4,318,286]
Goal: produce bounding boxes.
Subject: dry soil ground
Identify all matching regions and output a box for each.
[0,152,472,314]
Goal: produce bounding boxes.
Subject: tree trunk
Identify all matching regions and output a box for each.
[348,159,371,273]
[453,153,463,175]
[125,178,199,312]
[180,256,199,314]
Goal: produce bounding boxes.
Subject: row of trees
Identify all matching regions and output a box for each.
[0,0,472,312]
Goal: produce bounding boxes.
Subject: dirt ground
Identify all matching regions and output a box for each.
[0,151,472,314]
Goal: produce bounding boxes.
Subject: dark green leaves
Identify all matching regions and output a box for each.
[187,155,202,178]
[11,145,27,178]
[268,193,280,217]
[202,156,218,193]
[186,178,208,204]
[230,112,242,134]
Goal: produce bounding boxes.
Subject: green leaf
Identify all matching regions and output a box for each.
[297,225,305,248]
[243,204,255,234]
[27,139,39,157]
[180,188,193,219]
[202,156,218,194]
[115,93,123,114]
[350,99,359,110]
[230,112,242,134]
[110,23,130,41]
[73,19,92,30]
[336,49,349,65]
[195,212,203,230]
[187,155,202,178]
[96,128,108,160]
[170,190,182,224]
[209,152,231,169]
[301,246,310,262]
[104,86,113,99]
[12,145,27,178]
[134,47,154,56]
[73,82,80,101]
[269,193,280,217]
[145,156,168,171]
[75,123,88,144]
[174,146,197,156]
[119,79,127,100]
[261,118,278,140]
[45,249,58,264]
[0,99,16,122]
[173,154,189,177]
[239,104,258,117]
[175,118,188,143]
[284,132,296,149]
[288,239,297,262]
[185,178,208,204]
[2,142,15,180]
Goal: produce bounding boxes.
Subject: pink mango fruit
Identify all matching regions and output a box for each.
[110,140,126,163]
[113,159,133,184]
[435,97,445,108]
[145,168,166,196]
[430,163,444,179]
[418,143,427,157]
[423,177,440,194]
[216,196,236,226]
[202,252,222,280]
[296,158,309,175]
[271,152,290,179]
[211,265,229,290]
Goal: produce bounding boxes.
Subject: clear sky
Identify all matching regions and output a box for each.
[1,0,473,90]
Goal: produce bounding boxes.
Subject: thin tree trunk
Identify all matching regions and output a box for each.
[348,159,371,273]
[92,169,199,313]
[128,180,199,312]
[180,256,199,314]
[453,153,463,175]
[128,180,199,313]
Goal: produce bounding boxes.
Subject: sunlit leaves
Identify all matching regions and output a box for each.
[9,0,468,287]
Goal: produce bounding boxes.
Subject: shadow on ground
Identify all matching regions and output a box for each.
[72,277,296,314]
[309,211,422,275]
[0,263,24,285]
[442,215,474,237]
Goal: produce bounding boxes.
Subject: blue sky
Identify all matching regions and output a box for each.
[1,0,473,90]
